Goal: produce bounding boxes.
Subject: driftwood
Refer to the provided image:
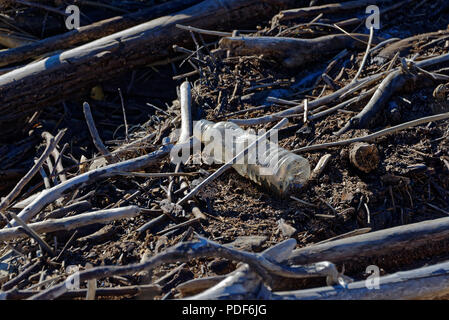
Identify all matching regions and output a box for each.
[231,52,449,126]
[287,215,449,266]
[294,112,449,153]
[374,28,449,65]
[0,206,141,242]
[0,130,65,213]
[220,33,381,68]
[9,145,171,226]
[0,0,202,68]
[337,64,448,134]
[273,0,390,23]
[29,237,341,300]
[0,0,300,141]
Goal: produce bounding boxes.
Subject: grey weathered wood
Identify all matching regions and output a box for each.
[0,206,141,242]
[0,0,301,142]
[287,216,449,265]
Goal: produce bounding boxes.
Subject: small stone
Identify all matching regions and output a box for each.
[227,236,267,251]
[349,142,380,173]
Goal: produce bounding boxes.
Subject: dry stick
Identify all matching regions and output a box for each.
[309,86,377,121]
[274,0,392,22]
[177,118,289,206]
[30,236,339,300]
[352,26,374,83]
[7,211,55,256]
[188,264,263,300]
[0,206,141,242]
[175,24,232,37]
[118,88,129,143]
[173,81,207,226]
[294,112,449,153]
[287,214,449,266]
[54,230,78,262]
[42,132,67,183]
[0,130,65,212]
[48,142,68,183]
[83,102,116,164]
[115,172,197,178]
[374,28,449,65]
[233,51,449,126]
[36,160,51,189]
[231,72,386,126]
[156,217,202,235]
[176,274,227,296]
[8,145,170,226]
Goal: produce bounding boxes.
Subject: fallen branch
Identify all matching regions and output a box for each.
[287,215,449,265]
[29,237,340,300]
[220,33,381,68]
[9,145,171,226]
[374,28,449,65]
[273,0,392,23]
[0,130,65,213]
[83,102,117,164]
[293,112,449,153]
[0,206,141,242]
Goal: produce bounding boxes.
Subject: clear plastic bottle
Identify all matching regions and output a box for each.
[193,120,310,196]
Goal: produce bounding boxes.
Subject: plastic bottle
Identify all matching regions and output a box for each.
[193,120,310,196]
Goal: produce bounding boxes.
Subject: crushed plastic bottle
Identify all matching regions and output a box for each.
[193,120,310,196]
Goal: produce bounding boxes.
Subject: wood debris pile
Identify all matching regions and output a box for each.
[0,0,449,300]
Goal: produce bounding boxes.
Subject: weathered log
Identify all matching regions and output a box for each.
[0,0,202,68]
[29,237,339,300]
[220,34,382,68]
[287,216,449,266]
[374,28,449,65]
[273,0,391,23]
[0,206,141,242]
[0,0,301,142]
